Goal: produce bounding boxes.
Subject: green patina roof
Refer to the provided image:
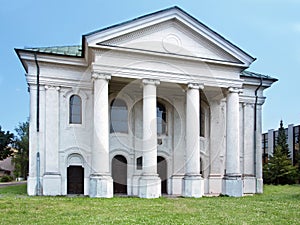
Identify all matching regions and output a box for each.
[240,70,277,81]
[25,45,82,57]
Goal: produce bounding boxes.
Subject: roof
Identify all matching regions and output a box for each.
[241,70,278,81]
[84,6,255,63]
[24,45,82,57]
[0,157,14,172]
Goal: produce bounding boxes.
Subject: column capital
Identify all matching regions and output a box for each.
[92,72,111,81]
[45,85,60,91]
[187,83,204,90]
[142,79,160,86]
[228,87,242,94]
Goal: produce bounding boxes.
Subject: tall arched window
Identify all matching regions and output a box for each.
[157,102,167,136]
[69,95,82,124]
[110,99,128,133]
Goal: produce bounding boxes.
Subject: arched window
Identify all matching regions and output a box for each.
[69,95,82,124]
[157,102,167,136]
[110,99,128,133]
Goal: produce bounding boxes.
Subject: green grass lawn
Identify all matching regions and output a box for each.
[0,184,299,224]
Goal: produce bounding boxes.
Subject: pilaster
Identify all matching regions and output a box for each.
[43,85,61,196]
[255,104,263,193]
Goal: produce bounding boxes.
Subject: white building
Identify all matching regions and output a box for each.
[16,7,276,198]
[262,123,300,165]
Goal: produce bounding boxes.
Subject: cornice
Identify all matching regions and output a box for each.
[90,44,246,68]
[17,50,88,68]
[26,74,92,90]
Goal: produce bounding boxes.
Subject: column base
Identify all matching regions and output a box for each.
[43,173,61,196]
[89,174,113,198]
[27,176,42,196]
[208,175,223,195]
[182,175,204,198]
[222,174,243,197]
[243,176,256,194]
[139,174,161,198]
[256,178,263,194]
[170,175,184,195]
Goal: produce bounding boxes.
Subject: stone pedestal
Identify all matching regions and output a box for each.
[43,173,61,196]
[256,178,263,194]
[243,176,256,194]
[89,175,113,198]
[170,175,184,195]
[183,175,204,198]
[208,175,223,195]
[139,174,161,198]
[222,175,243,197]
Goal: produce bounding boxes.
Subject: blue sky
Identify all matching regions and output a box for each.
[0,0,299,133]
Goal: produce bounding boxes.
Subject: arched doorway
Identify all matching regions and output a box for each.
[112,155,127,194]
[157,156,167,194]
[67,166,84,194]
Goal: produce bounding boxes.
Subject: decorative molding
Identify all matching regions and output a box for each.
[142,78,160,86]
[45,85,60,91]
[187,83,204,90]
[228,87,243,94]
[91,72,111,81]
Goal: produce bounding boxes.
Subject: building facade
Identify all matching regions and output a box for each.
[16,7,276,198]
[262,124,300,165]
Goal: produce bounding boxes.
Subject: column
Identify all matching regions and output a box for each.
[222,87,243,197]
[89,72,113,198]
[43,85,61,196]
[139,79,161,198]
[183,83,204,198]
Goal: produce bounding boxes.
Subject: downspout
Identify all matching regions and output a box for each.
[254,77,263,179]
[34,53,42,195]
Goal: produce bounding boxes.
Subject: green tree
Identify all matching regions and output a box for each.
[0,126,14,160]
[263,120,299,184]
[13,121,29,179]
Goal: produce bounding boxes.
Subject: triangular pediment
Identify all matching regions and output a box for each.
[85,7,255,67]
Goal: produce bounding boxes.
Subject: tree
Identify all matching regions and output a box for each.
[276,120,290,157]
[13,121,29,179]
[0,126,14,160]
[263,120,299,184]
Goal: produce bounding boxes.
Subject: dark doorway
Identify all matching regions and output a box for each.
[157,156,167,194]
[67,166,84,194]
[112,155,127,194]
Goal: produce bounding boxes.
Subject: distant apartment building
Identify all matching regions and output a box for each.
[262,124,300,165]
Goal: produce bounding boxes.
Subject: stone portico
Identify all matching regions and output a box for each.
[16,7,276,198]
